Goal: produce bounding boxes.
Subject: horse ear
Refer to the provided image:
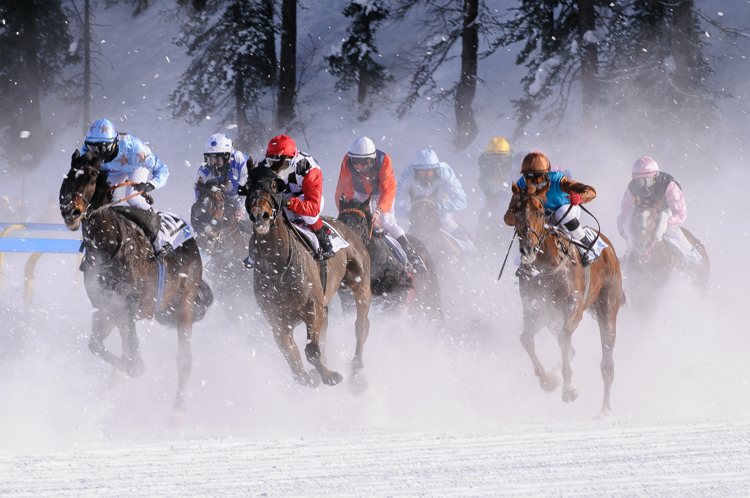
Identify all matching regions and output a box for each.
[72,149,80,161]
[273,178,286,194]
[511,182,520,195]
[362,196,372,211]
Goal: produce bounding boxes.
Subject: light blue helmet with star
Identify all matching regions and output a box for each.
[85,119,118,143]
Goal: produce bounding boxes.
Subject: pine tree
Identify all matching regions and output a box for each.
[0,0,78,173]
[170,0,276,149]
[325,0,393,119]
[277,0,297,131]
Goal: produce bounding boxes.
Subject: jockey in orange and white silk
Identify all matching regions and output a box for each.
[82,119,169,210]
[616,156,699,262]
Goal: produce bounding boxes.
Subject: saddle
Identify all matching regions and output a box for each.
[287,219,350,294]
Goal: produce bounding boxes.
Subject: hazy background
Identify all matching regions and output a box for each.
[0,0,748,452]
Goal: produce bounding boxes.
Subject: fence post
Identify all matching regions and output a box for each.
[0,224,27,293]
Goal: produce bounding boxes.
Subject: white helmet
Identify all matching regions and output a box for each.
[203,134,233,155]
[412,149,440,170]
[348,137,376,159]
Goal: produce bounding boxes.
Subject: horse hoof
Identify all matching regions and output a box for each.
[540,374,559,393]
[109,367,127,389]
[126,358,145,378]
[323,371,343,386]
[169,410,185,429]
[562,387,579,403]
[349,372,368,395]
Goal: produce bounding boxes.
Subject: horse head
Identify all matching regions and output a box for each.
[510,181,551,264]
[59,149,111,230]
[337,194,373,245]
[629,196,667,257]
[408,189,441,232]
[191,177,230,253]
[244,166,286,235]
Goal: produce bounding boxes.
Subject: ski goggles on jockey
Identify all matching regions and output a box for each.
[85,140,118,157]
[634,176,656,188]
[266,154,292,172]
[351,156,375,173]
[204,153,231,175]
[523,171,550,186]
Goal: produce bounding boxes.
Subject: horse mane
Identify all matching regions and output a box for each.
[63,149,113,209]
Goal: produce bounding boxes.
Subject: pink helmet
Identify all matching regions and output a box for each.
[632,156,659,178]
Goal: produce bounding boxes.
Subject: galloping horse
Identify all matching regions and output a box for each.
[408,194,474,271]
[507,181,621,415]
[338,195,443,325]
[59,150,212,424]
[191,178,253,317]
[244,167,372,391]
[624,196,709,311]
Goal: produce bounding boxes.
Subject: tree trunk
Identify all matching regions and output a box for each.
[671,0,696,94]
[83,0,91,134]
[357,14,371,105]
[576,0,599,116]
[261,0,276,83]
[233,0,249,150]
[454,0,479,149]
[277,0,297,131]
[19,0,43,170]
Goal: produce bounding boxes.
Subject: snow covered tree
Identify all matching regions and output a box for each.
[0,0,78,173]
[170,0,276,149]
[277,0,297,131]
[325,0,393,119]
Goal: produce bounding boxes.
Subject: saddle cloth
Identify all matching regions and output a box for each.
[291,220,350,255]
[580,227,608,261]
[439,228,478,255]
[154,212,194,252]
[383,233,408,265]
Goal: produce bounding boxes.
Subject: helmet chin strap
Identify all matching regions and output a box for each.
[276,162,294,181]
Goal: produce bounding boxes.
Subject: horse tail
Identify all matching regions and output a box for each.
[192,278,214,322]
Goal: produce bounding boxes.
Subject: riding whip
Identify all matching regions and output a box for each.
[496,228,517,281]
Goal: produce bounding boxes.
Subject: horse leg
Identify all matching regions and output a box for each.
[271,319,320,388]
[592,289,618,416]
[88,309,122,376]
[171,293,195,425]
[520,314,556,392]
[558,308,584,403]
[305,303,343,386]
[119,298,145,378]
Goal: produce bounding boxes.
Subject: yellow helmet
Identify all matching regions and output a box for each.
[486,137,510,155]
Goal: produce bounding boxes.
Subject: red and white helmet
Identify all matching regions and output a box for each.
[266,135,296,158]
[632,156,659,178]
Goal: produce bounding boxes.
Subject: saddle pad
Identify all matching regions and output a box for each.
[291,221,350,254]
[157,211,194,251]
[582,227,608,260]
[439,228,478,255]
[383,233,408,265]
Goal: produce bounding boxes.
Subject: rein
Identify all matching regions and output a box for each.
[339,208,373,240]
[106,179,154,207]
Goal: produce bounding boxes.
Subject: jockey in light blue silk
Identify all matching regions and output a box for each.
[81,118,169,211]
[195,133,250,221]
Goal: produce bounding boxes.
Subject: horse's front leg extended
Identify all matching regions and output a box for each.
[305,304,342,386]
[88,309,119,366]
[172,304,194,423]
[120,298,145,378]
[520,313,556,392]
[271,319,320,388]
[558,312,582,403]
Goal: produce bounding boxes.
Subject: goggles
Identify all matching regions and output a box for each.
[416,169,437,179]
[634,176,656,188]
[351,157,375,170]
[85,141,117,156]
[204,153,230,166]
[523,171,550,185]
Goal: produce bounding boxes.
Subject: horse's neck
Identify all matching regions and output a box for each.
[83,209,124,259]
[254,218,294,271]
[535,234,567,272]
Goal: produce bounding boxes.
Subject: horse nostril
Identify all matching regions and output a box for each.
[71,208,81,217]
[262,212,270,220]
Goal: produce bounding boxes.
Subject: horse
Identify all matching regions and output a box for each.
[623,196,709,312]
[59,149,212,424]
[191,177,254,319]
[507,181,621,415]
[337,195,443,326]
[244,167,372,392]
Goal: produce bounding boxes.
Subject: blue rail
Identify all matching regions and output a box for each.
[0,238,82,253]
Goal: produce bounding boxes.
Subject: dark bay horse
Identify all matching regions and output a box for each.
[624,196,709,312]
[191,178,253,318]
[408,194,475,270]
[337,195,443,326]
[244,167,372,392]
[508,181,621,415]
[59,150,212,424]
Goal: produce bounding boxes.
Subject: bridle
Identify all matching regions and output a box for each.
[515,192,553,255]
[197,186,240,253]
[339,207,373,241]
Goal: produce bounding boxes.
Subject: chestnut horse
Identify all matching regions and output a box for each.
[191,178,254,317]
[59,150,212,424]
[624,196,709,312]
[508,182,621,415]
[244,167,372,392]
[337,195,443,326]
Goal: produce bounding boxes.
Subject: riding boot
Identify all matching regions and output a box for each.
[156,243,174,261]
[243,237,255,269]
[314,226,336,260]
[566,219,595,267]
[397,235,427,273]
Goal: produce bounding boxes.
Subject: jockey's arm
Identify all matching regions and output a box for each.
[334,157,354,211]
[376,155,397,214]
[194,166,210,199]
[559,176,596,203]
[616,189,636,238]
[439,166,467,212]
[289,168,323,217]
[664,181,687,226]
[394,166,414,217]
[130,138,168,189]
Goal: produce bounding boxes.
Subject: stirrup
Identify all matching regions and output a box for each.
[155,244,174,261]
[243,255,254,269]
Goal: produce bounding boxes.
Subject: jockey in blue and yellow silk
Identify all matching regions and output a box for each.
[195,133,250,221]
[81,118,169,210]
[504,152,598,266]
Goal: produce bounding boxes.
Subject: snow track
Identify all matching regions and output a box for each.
[3,422,749,497]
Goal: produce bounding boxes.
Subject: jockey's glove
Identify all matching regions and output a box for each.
[134,182,155,193]
[272,192,291,209]
[568,193,582,206]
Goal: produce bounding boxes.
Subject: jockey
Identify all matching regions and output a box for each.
[195,133,250,221]
[259,134,335,260]
[335,136,426,272]
[82,118,168,211]
[616,156,700,262]
[478,137,515,207]
[503,151,598,266]
[82,118,188,259]
[394,148,469,242]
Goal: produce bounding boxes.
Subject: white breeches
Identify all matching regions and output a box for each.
[109,168,151,210]
[554,204,581,226]
[354,192,406,238]
[285,195,323,226]
[440,212,459,233]
[664,225,702,262]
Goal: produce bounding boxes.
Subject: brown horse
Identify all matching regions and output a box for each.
[244,167,372,392]
[191,178,254,318]
[624,196,709,312]
[337,195,443,326]
[59,150,212,424]
[507,181,621,415]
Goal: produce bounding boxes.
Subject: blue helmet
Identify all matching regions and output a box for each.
[412,149,440,170]
[86,119,118,143]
